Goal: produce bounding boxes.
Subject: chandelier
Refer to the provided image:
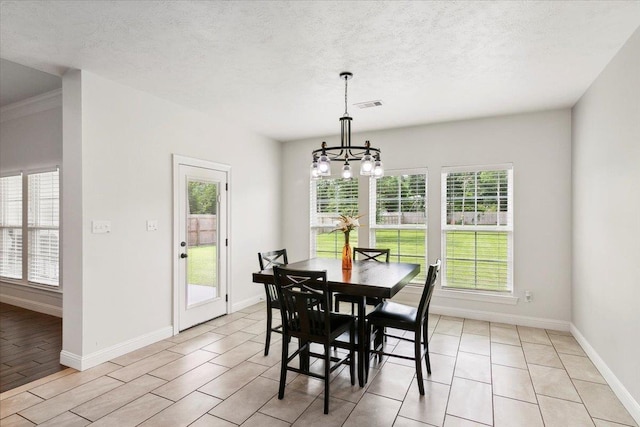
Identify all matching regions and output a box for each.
[311,72,384,180]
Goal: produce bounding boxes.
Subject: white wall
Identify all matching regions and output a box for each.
[62,70,84,356]
[0,90,63,316]
[572,27,640,414]
[0,92,62,171]
[283,109,572,325]
[62,71,281,367]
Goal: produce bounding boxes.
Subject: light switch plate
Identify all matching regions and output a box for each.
[146,220,158,231]
[92,220,111,234]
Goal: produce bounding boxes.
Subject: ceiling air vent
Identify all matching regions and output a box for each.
[354,100,383,109]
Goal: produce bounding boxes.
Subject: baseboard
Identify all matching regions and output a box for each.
[571,323,640,424]
[232,294,263,312]
[392,286,569,331]
[59,350,82,370]
[0,294,62,318]
[60,326,173,371]
[428,304,570,331]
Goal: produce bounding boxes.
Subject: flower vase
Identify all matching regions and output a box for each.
[342,231,352,270]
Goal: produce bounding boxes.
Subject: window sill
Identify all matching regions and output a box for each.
[434,288,519,305]
[0,278,62,294]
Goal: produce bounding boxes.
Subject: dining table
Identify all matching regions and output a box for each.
[252,257,420,387]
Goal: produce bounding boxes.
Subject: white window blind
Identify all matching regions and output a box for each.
[27,170,60,286]
[310,178,359,258]
[0,174,23,279]
[370,170,427,283]
[441,166,513,292]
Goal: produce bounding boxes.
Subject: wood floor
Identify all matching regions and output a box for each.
[0,303,64,393]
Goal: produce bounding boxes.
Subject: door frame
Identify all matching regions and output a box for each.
[172,154,231,335]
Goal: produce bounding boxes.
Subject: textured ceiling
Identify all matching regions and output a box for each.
[1,1,639,141]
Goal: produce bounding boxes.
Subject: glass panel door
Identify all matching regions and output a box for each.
[186,178,219,307]
[175,159,228,332]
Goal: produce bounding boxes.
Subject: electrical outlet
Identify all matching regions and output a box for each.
[92,220,111,234]
[146,220,158,231]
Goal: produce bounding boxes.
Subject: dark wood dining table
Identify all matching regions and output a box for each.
[252,257,420,386]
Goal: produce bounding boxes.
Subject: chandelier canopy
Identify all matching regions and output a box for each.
[311,72,384,180]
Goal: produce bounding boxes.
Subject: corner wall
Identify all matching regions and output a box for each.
[282,109,572,325]
[61,71,282,368]
[0,90,63,316]
[572,27,640,418]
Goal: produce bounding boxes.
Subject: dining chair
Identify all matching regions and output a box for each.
[258,249,288,356]
[333,248,390,314]
[273,266,356,414]
[366,259,441,395]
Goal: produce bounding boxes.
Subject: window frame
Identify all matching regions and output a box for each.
[369,168,428,284]
[0,167,61,290]
[309,176,359,259]
[0,172,24,282]
[440,163,513,293]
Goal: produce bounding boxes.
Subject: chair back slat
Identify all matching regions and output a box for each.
[417,259,441,320]
[258,249,288,270]
[354,248,390,262]
[258,249,289,303]
[265,282,279,302]
[287,288,324,336]
[273,267,330,339]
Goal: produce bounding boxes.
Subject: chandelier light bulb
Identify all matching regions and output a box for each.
[373,159,384,178]
[310,161,320,180]
[342,161,352,179]
[360,153,374,175]
[318,154,331,175]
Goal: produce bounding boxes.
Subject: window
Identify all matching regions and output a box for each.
[0,169,60,287]
[441,165,513,292]
[310,178,358,258]
[28,170,60,286]
[370,170,427,283]
[0,175,23,279]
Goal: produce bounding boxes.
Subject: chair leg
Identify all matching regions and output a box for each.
[265,304,272,356]
[374,325,383,362]
[414,331,425,395]
[350,323,356,386]
[278,335,288,399]
[365,322,372,383]
[299,339,310,372]
[324,344,331,414]
[423,321,431,374]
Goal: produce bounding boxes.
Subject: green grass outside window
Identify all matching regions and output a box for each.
[187,245,217,286]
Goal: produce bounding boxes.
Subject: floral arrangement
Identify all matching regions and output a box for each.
[333,212,364,234]
[334,213,363,269]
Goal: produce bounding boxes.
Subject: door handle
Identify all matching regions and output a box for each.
[180,253,188,259]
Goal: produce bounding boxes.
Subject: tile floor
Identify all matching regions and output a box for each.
[0,302,636,426]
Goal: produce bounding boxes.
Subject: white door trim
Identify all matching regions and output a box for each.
[172,154,231,335]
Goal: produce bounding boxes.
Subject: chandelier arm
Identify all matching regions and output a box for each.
[312,146,380,153]
[312,146,380,161]
[312,146,380,154]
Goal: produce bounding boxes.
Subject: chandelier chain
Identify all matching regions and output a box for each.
[344,75,349,116]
